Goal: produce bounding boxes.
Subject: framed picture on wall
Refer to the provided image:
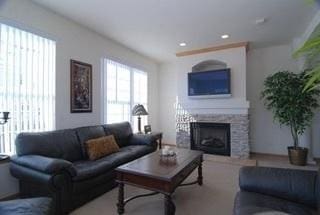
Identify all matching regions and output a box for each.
[70,59,92,113]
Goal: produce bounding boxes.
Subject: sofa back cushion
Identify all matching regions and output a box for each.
[75,125,106,158]
[102,122,133,147]
[15,129,83,161]
[239,166,319,208]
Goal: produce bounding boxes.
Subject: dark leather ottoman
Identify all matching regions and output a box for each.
[0,197,53,215]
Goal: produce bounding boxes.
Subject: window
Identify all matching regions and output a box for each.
[103,59,148,132]
[132,69,148,130]
[0,23,56,155]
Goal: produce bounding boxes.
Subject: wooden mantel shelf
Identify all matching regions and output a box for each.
[176,41,249,57]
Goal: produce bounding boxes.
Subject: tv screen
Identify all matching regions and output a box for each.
[188,69,231,97]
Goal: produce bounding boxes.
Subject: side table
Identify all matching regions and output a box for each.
[146,132,163,149]
[145,131,162,149]
[136,132,163,149]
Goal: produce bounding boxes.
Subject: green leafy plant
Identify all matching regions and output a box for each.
[293,35,320,91]
[293,1,320,91]
[261,71,320,148]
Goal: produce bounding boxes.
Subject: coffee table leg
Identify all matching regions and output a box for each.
[198,161,203,186]
[159,136,162,149]
[164,194,175,215]
[117,182,125,214]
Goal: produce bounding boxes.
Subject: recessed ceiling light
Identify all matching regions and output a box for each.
[179,42,187,47]
[221,34,229,39]
[255,18,267,25]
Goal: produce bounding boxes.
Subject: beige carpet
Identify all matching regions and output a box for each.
[71,158,245,215]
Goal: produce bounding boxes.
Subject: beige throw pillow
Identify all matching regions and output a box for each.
[85,135,120,160]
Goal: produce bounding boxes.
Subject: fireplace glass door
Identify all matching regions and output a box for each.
[190,122,230,156]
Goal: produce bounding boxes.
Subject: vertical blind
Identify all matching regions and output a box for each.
[0,23,56,155]
[132,69,148,130]
[103,59,148,132]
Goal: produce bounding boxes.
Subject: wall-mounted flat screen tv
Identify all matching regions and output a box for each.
[188,68,231,98]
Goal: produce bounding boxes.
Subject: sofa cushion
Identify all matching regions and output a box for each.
[15,129,82,162]
[75,125,106,158]
[72,145,154,181]
[85,135,120,160]
[234,191,317,215]
[102,122,133,147]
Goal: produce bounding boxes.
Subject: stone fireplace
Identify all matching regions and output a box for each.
[176,111,249,158]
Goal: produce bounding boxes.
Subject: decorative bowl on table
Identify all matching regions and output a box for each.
[159,147,177,165]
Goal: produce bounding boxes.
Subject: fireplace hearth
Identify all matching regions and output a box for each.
[190,122,230,156]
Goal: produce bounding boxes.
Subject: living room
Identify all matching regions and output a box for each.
[0,0,319,214]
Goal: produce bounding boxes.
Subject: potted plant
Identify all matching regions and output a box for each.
[261,71,320,165]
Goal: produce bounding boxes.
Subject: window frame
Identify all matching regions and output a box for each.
[102,58,148,130]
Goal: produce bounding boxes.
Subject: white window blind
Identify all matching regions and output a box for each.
[0,23,56,155]
[133,68,148,130]
[103,59,148,132]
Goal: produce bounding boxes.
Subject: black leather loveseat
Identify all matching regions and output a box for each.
[10,122,157,215]
[234,166,319,215]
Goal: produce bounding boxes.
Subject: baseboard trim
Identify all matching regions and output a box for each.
[204,154,257,166]
[250,152,288,158]
[0,193,19,201]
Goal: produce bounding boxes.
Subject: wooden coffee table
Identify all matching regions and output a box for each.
[115,149,203,215]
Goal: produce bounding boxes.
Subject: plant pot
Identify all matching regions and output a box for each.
[287,146,308,166]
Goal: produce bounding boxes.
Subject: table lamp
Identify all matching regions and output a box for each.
[132,104,148,134]
[0,112,10,125]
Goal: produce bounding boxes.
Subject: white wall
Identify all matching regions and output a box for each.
[159,47,249,145]
[159,44,308,156]
[176,47,247,102]
[0,0,159,198]
[158,62,178,145]
[247,44,300,155]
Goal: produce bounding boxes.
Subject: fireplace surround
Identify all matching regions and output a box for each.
[176,113,249,158]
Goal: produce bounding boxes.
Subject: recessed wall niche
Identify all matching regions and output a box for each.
[191,60,227,72]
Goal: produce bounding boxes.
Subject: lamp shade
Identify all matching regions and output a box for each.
[2,112,9,120]
[132,104,148,116]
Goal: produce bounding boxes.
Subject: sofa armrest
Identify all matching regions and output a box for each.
[129,134,157,148]
[11,155,76,177]
[239,166,318,208]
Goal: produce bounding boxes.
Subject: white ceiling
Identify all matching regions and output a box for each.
[31,0,317,63]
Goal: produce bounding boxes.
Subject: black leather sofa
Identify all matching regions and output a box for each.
[10,122,157,215]
[234,166,320,215]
